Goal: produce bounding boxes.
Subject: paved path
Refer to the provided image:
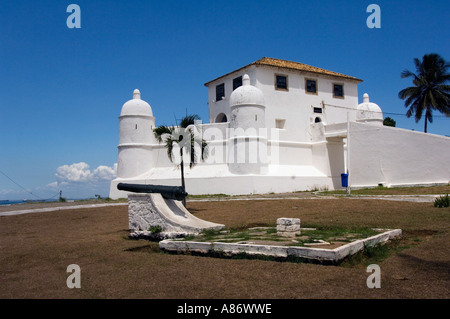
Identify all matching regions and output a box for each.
[0,202,127,217]
[327,194,441,203]
[0,193,441,217]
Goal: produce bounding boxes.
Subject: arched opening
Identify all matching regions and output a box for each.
[215,113,228,123]
[315,117,322,123]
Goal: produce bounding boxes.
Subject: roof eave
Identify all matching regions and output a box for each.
[204,58,363,86]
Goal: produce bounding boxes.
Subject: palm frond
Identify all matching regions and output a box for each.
[399,53,449,131]
[400,70,417,80]
[153,125,173,143]
[154,114,209,170]
[179,114,201,128]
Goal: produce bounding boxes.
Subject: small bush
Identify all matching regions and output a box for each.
[434,194,449,208]
[148,225,163,234]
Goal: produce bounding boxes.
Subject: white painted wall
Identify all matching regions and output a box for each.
[254,66,359,140]
[206,65,360,143]
[349,122,450,188]
[207,66,257,123]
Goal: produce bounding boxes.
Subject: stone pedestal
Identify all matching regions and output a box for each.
[276,218,300,237]
[128,193,224,239]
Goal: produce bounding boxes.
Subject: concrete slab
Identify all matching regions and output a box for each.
[159,229,402,264]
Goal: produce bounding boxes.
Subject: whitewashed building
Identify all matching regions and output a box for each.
[109,57,450,199]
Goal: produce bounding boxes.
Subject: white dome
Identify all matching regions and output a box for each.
[230,74,265,107]
[120,89,153,117]
[357,93,383,122]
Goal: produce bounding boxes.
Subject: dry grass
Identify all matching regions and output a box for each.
[0,197,449,299]
[321,184,450,196]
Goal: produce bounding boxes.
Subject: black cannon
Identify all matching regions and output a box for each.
[117,183,188,201]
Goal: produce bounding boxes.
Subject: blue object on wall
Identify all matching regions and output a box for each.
[341,173,348,187]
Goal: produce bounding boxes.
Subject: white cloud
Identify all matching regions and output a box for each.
[0,163,117,200]
[92,165,116,181]
[55,162,91,183]
[0,189,18,195]
[55,162,117,183]
[47,181,58,188]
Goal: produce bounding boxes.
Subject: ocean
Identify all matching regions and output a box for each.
[0,199,61,206]
[0,200,25,206]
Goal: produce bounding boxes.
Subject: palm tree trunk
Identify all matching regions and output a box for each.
[180,148,186,207]
[424,113,428,133]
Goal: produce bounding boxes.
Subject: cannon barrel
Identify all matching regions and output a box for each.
[117,183,188,201]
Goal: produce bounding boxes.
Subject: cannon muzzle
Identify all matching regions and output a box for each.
[117,183,188,201]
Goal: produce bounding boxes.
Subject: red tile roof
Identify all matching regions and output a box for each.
[204,57,362,86]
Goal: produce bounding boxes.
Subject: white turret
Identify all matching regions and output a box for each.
[228,74,268,175]
[117,89,155,178]
[356,93,383,126]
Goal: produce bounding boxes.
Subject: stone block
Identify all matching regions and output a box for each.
[276,218,301,237]
[276,224,300,232]
[277,218,300,226]
[277,231,299,238]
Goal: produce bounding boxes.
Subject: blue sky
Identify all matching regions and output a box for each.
[1,0,449,200]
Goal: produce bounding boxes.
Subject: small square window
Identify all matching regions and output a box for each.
[216,83,225,101]
[233,76,242,90]
[313,107,322,114]
[306,79,317,94]
[333,84,344,98]
[275,119,286,129]
[275,75,288,91]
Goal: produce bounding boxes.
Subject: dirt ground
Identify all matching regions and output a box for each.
[0,196,449,299]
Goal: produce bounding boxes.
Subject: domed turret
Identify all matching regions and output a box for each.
[117,89,156,179]
[228,74,267,175]
[120,89,153,117]
[230,74,265,107]
[229,74,266,130]
[357,93,383,126]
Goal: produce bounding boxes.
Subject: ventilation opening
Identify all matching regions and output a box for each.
[315,117,322,123]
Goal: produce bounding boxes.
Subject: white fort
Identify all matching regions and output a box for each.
[110,57,449,199]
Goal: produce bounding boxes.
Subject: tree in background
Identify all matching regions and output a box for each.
[383,117,396,127]
[153,115,208,206]
[398,53,449,133]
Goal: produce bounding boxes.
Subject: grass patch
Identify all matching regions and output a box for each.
[319,184,450,196]
[1,197,448,298]
[291,226,380,246]
[187,193,230,199]
[181,225,382,247]
[434,194,449,208]
[342,238,406,267]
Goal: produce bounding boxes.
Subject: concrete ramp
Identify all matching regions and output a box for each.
[128,193,224,239]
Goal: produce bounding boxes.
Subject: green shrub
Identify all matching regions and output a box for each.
[434,194,449,208]
[148,225,163,234]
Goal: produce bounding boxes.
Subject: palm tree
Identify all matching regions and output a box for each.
[383,117,396,127]
[398,53,450,133]
[153,114,208,206]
